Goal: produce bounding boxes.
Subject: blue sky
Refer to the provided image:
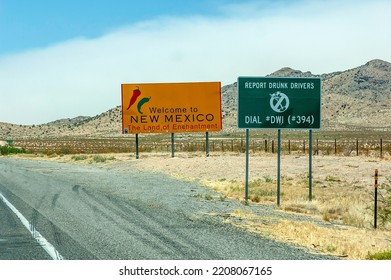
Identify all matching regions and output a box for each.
[1,0,390,125]
[0,0,244,55]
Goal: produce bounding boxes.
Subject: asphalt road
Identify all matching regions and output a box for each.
[0,157,334,260]
[0,196,50,260]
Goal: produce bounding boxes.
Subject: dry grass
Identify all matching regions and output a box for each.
[224,209,391,259]
[198,161,391,259]
[203,170,390,231]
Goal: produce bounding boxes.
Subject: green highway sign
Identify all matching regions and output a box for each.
[237,77,321,129]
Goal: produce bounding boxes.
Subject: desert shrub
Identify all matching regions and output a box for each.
[378,188,391,227]
[71,155,88,161]
[56,146,74,155]
[92,155,107,163]
[343,144,355,156]
[325,175,341,182]
[0,145,26,155]
[263,176,274,183]
[249,195,261,203]
[367,250,391,260]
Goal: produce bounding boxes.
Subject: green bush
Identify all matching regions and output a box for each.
[0,145,26,155]
[367,250,391,260]
[57,146,73,155]
[378,180,391,227]
[71,155,88,161]
[92,155,107,163]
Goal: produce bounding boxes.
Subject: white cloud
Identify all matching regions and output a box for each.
[1,0,390,125]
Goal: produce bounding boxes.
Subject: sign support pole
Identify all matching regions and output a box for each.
[135,134,139,159]
[309,129,313,201]
[205,132,209,157]
[277,129,281,206]
[374,169,378,229]
[171,133,175,158]
[245,129,249,202]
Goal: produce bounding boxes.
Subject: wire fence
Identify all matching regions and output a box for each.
[13,137,391,157]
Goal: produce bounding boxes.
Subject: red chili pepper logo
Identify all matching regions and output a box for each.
[126,86,141,110]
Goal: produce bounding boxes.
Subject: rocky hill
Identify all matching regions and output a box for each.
[1,59,391,139]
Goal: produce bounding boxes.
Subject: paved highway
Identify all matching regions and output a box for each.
[0,195,50,260]
[0,157,334,260]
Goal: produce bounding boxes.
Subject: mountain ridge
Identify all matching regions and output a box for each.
[1,59,391,139]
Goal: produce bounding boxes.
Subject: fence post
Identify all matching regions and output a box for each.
[288,140,291,154]
[380,138,383,158]
[205,132,209,157]
[272,140,274,154]
[316,139,319,155]
[334,139,337,155]
[265,139,268,153]
[356,138,359,156]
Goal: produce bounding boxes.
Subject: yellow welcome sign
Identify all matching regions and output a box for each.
[121,82,222,134]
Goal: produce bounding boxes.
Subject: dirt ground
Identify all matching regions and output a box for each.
[113,151,388,189]
[10,150,391,183]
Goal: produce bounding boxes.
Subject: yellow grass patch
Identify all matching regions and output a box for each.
[224,210,391,260]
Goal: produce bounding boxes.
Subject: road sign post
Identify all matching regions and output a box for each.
[171,133,175,158]
[245,129,249,203]
[277,129,281,206]
[206,132,210,157]
[238,77,321,205]
[135,134,139,159]
[309,130,313,201]
[374,169,379,229]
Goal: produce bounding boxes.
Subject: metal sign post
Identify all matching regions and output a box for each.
[309,130,313,201]
[205,132,210,157]
[374,169,379,229]
[135,134,139,159]
[277,129,281,206]
[171,133,175,158]
[245,129,250,202]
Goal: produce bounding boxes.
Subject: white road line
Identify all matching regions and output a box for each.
[0,192,64,260]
